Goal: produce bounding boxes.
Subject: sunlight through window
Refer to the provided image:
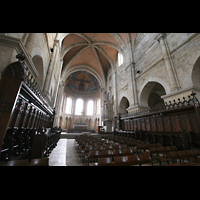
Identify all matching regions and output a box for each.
[75,99,84,115]
[87,100,94,115]
[118,52,123,66]
[65,97,72,114]
[96,99,101,115]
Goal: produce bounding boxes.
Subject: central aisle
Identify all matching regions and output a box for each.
[48,139,82,166]
[65,139,82,166]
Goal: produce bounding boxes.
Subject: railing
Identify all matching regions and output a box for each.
[121,91,197,119]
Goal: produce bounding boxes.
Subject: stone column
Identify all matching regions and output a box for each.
[43,39,59,99]
[53,82,65,126]
[130,63,138,106]
[155,33,179,91]
[113,70,118,116]
[100,88,105,120]
[53,59,63,108]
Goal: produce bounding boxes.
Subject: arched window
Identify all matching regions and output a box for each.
[118,52,123,66]
[75,99,84,115]
[65,97,72,114]
[96,99,101,115]
[87,100,94,115]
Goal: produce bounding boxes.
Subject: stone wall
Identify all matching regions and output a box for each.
[105,33,200,116]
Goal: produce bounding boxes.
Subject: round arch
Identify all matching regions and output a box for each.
[139,81,167,107]
[32,54,44,89]
[119,96,130,114]
[61,64,105,88]
[192,56,200,87]
[138,76,170,105]
[184,48,200,88]
[31,47,46,89]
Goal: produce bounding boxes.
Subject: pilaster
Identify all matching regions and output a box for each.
[155,33,179,92]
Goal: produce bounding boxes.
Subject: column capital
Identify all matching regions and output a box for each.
[59,81,65,87]
[54,39,60,45]
[154,33,166,42]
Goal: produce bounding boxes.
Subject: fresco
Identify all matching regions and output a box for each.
[65,71,100,94]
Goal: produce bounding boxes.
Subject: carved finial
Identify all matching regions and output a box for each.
[191,91,196,97]
[16,52,26,62]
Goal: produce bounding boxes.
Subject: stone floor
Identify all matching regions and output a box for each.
[48,138,83,166]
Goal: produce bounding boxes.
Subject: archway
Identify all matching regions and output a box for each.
[119,97,130,114]
[32,55,44,90]
[140,82,166,108]
[192,56,200,88]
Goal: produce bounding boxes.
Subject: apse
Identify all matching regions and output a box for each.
[65,71,100,94]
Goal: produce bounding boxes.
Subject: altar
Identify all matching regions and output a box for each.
[73,117,88,131]
[67,115,96,133]
[73,124,88,130]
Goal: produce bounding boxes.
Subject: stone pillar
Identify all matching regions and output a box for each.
[43,39,59,99]
[100,88,105,120]
[113,70,118,116]
[53,82,64,126]
[130,62,138,106]
[21,33,29,45]
[155,33,179,91]
[53,59,63,108]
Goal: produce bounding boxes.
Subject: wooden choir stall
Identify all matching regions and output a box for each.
[0,53,61,163]
[115,91,200,150]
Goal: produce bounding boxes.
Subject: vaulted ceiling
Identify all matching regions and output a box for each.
[60,33,136,85]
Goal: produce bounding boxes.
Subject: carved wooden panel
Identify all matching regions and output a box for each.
[124,120,127,130]
[141,119,145,131]
[130,119,133,130]
[128,120,131,130]
[145,118,151,131]
[150,118,156,131]
[170,115,181,132]
[156,116,163,132]
[137,119,141,130]
[133,120,138,131]
[162,116,171,132]
[188,112,200,131]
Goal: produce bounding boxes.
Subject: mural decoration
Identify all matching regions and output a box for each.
[65,71,100,94]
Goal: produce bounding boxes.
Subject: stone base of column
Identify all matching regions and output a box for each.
[126,104,148,113]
